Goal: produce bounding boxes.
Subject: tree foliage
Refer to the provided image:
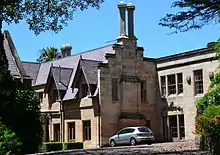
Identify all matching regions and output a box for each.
[0,122,22,155]
[195,69,220,154]
[159,0,220,33]
[37,47,59,62]
[0,0,104,35]
[0,85,43,154]
[0,0,104,154]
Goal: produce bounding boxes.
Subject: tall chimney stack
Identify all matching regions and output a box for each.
[60,44,72,58]
[118,1,127,37]
[127,3,136,39]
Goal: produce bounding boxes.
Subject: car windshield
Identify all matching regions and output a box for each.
[138,127,150,132]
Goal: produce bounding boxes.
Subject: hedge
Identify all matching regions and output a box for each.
[40,142,83,152]
[63,142,83,150]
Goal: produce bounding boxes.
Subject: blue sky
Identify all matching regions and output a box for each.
[3,0,220,62]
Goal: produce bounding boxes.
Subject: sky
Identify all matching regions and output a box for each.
[3,0,220,62]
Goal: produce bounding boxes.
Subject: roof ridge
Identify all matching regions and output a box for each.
[52,66,74,70]
[81,58,102,62]
[40,43,113,64]
[22,61,40,64]
[157,47,210,60]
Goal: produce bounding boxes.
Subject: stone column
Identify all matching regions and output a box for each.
[165,76,168,97]
[127,3,136,38]
[177,115,180,139]
[118,2,127,37]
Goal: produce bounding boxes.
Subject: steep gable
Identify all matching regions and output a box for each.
[34,44,114,86]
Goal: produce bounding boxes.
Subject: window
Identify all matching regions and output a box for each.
[52,90,58,102]
[138,127,150,133]
[83,120,91,140]
[194,69,203,95]
[168,74,176,95]
[112,78,118,100]
[141,80,146,101]
[177,73,183,94]
[118,129,128,135]
[68,122,75,142]
[89,84,97,95]
[53,124,60,142]
[160,76,166,96]
[81,84,88,98]
[38,92,43,103]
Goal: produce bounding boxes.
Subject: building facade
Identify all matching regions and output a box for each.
[3,2,216,149]
[157,43,217,140]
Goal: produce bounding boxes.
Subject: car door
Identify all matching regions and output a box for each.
[118,128,131,144]
[115,129,127,144]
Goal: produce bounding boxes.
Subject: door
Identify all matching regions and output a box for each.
[118,128,134,144]
[179,114,185,139]
[115,129,126,144]
[169,115,178,138]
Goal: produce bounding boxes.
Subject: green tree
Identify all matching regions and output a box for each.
[159,0,220,33]
[37,47,59,62]
[0,122,22,155]
[0,0,103,154]
[195,72,220,154]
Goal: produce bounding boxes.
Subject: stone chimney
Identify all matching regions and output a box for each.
[60,44,72,57]
[127,3,136,39]
[117,1,127,38]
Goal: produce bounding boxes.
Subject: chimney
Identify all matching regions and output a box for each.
[118,1,127,37]
[60,44,72,57]
[127,3,136,39]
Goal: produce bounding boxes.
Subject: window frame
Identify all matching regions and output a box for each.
[83,120,91,141]
[194,69,204,95]
[53,123,60,142]
[160,76,166,96]
[68,122,75,142]
[177,73,183,94]
[141,80,146,101]
[112,78,118,101]
[167,74,176,95]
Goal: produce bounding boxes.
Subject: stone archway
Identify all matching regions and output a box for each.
[119,112,149,129]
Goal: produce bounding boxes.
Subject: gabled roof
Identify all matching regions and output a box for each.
[81,59,101,85]
[3,30,29,79]
[22,62,40,85]
[45,66,73,92]
[71,58,101,88]
[34,44,114,86]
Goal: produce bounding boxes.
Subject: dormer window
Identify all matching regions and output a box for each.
[90,84,97,95]
[52,90,59,102]
[81,84,89,98]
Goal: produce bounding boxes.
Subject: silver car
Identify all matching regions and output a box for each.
[109,126,154,147]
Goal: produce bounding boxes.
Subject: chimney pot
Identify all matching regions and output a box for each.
[60,44,72,57]
[118,2,127,38]
[127,3,136,39]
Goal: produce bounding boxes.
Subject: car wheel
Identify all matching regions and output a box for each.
[130,138,137,146]
[110,140,116,147]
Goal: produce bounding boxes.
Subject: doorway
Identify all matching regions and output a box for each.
[168,114,185,140]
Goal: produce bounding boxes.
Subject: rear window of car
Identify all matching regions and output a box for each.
[138,127,150,132]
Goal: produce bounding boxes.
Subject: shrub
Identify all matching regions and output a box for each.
[42,142,63,152]
[0,122,22,155]
[63,142,83,150]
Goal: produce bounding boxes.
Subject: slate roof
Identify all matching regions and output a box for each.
[81,59,101,84]
[22,62,40,85]
[51,66,73,90]
[3,31,28,79]
[34,44,114,86]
